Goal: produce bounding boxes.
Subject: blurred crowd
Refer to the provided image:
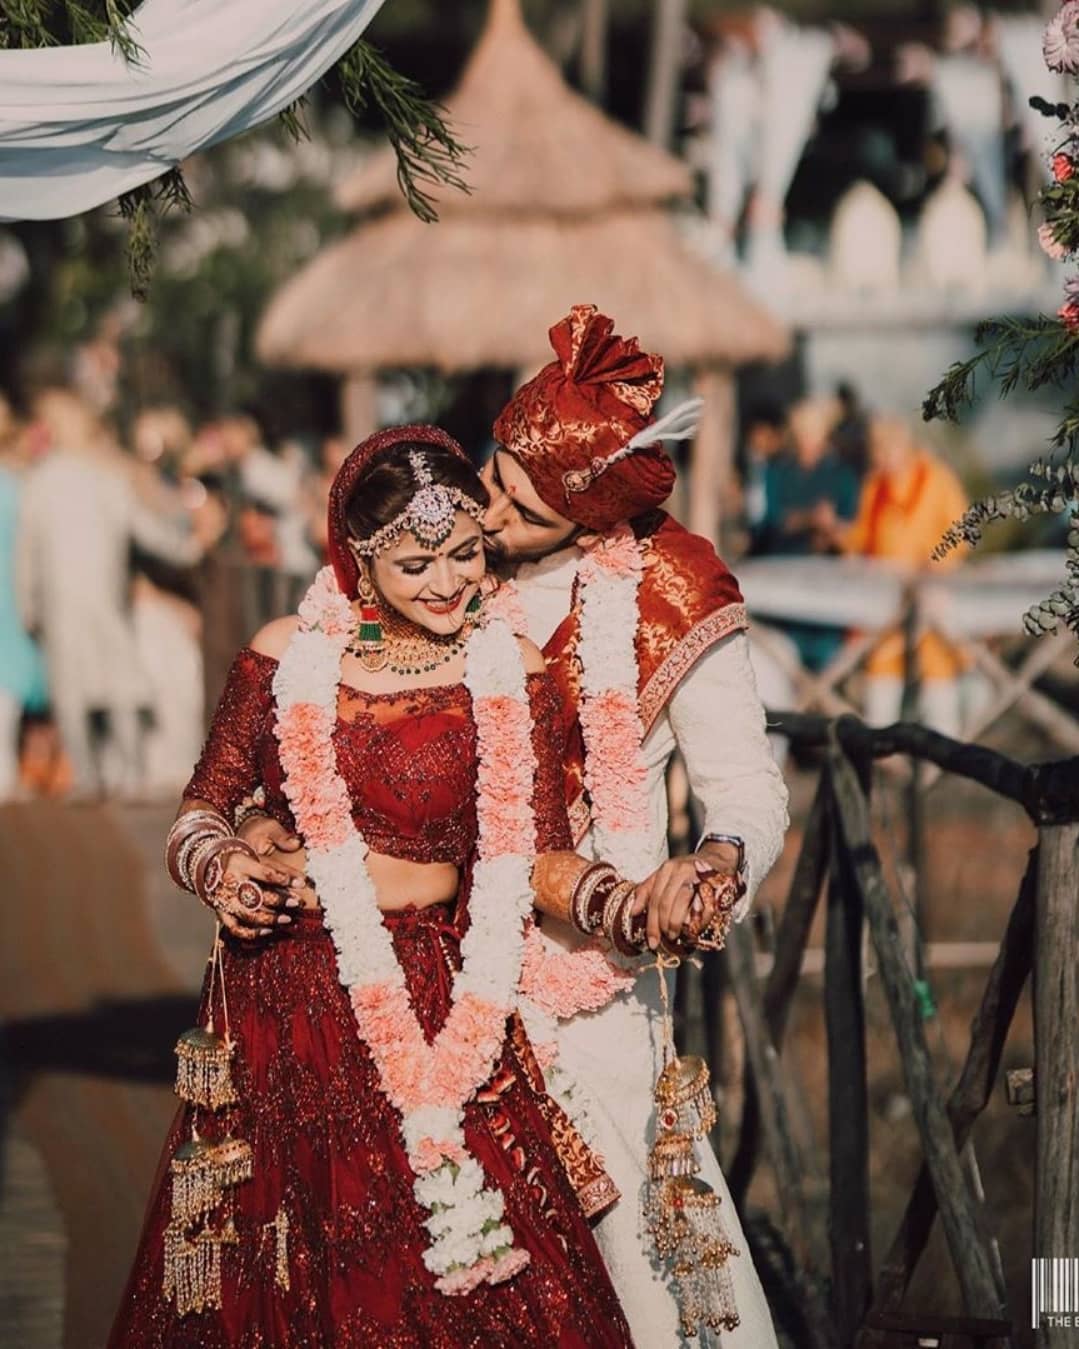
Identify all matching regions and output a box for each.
[0,385,350,801]
[0,375,973,805]
[734,388,970,737]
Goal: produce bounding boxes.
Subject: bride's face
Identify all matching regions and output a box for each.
[368,513,486,637]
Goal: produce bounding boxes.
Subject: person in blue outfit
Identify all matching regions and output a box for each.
[0,406,48,797]
[752,395,859,672]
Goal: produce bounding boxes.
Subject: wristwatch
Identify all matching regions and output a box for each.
[696,832,747,894]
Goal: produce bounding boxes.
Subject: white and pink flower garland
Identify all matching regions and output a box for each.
[274,567,537,1295]
[490,525,654,1065]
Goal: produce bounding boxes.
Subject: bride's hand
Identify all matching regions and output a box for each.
[238,812,317,908]
[209,847,306,941]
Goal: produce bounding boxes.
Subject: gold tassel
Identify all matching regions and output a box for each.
[204,1135,253,1191]
[163,1217,238,1317]
[272,1206,290,1291]
[647,1128,698,1182]
[643,955,741,1338]
[174,1026,237,1109]
[169,1137,223,1227]
[654,1055,716,1140]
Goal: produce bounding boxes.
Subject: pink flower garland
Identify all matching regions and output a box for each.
[273,568,538,1292]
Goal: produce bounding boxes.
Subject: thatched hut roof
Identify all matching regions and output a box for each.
[257,210,787,372]
[257,0,787,374]
[336,0,692,218]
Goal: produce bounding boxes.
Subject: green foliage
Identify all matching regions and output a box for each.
[117,168,193,300]
[923,317,1079,442]
[0,0,140,55]
[933,460,1079,648]
[334,39,470,225]
[924,71,1079,658]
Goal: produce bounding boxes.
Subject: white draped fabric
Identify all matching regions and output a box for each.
[0,0,386,222]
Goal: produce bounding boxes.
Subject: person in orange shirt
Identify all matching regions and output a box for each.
[836,414,969,734]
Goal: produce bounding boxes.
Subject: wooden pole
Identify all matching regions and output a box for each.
[643,0,688,147]
[824,761,873,1340]
[340,373,377,444]
[870,851,1037,1318]
[724,921,837,1349]
[1034,823,1079,1347]
[830,744,1008,1323]
[579,0,609,103]
[729,777,829,1202]
[688,367,733,550]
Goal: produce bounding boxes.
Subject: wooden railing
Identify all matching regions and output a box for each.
[700,713,1078,1349]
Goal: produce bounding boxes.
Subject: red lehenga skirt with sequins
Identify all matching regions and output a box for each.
[108,905,634,1348]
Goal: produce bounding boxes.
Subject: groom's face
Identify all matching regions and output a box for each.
[481,449,579,563]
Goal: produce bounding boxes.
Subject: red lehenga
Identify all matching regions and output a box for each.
[109,648,634,1348]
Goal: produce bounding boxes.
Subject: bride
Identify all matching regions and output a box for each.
[109,425,727,1347]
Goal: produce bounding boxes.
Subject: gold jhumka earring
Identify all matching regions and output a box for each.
[643,952,741,1339]
[163,930,257,1316]
[352,568,387,672]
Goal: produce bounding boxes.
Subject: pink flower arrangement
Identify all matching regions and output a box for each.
[581,527,643,580]
[482,582,529,634]
[411,1137,467,1173]
[1039,221,1070,261]
[1060,300,1079,332]
[298,565,355,638]
[487,1248,531,1284]
[1045,0,1079,74]
[578,689,650,833]
[276,703,352,850]
[472,695,535,855]
[519,922,634,1018]
[436,1257,497,1296]
[425,993,507,1107]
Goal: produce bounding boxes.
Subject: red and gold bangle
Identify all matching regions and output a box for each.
[570,863,618,935]
[165,809,229,891]
[601,880,637,952]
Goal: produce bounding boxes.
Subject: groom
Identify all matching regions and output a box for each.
[480,304,788,1346]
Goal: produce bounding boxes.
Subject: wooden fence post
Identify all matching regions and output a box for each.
[825,760,873,1341]
[830,744,1008,1324]
[869,850,1037,1320]
[729,776,830,1203]
[1034,823,1079,1347]
[725,913,837,1349]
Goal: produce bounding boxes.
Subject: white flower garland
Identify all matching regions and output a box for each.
[273,567,537,1295]
[494,530,656,1147]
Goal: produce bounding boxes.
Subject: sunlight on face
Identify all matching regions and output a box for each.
[365,512,486,637]
[481,450,579,563]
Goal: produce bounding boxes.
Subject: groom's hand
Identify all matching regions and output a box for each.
[632,857,719,951]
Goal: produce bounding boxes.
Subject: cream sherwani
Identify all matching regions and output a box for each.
[514,546,788,1349]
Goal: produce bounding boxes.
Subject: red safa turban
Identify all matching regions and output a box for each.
[492,304,674,532]
[327,424,470,600]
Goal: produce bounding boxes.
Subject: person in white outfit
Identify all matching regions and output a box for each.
[15,390,201,797]
[479,306,789,1347]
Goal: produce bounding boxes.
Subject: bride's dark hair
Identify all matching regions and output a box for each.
[344,442,489,545]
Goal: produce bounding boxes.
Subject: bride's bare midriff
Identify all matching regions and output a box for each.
[272,843,459,912]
